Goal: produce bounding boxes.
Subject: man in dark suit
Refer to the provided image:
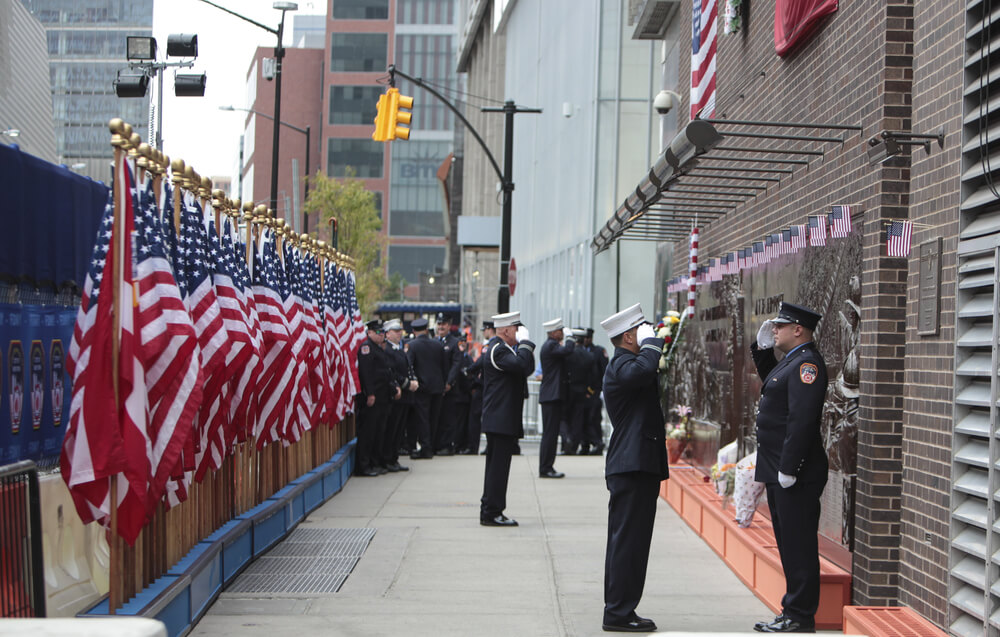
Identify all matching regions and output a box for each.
[480,311,535,527]
[461,320,493,455]
[406,317,448,459]
[600,303,667,633]
[435,313,463,454]
[564,328,596,455]
[538,317,575,478]
[382,318,414,473]
[355,319,394,477]
[750,302,828,634]
[583,328,609,455]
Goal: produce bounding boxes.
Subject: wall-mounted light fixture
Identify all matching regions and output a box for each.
[867,129,944,165]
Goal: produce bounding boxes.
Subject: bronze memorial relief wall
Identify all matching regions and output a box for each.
[662,232,861,557]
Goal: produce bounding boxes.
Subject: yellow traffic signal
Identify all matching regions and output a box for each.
[386,88,413,140]
[372,93,390,141]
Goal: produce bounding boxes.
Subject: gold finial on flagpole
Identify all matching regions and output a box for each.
[109,118,128,148]
[128,133,141,158]
[170,159,185,186]
[136,142,151,171]
[199,176,212,200]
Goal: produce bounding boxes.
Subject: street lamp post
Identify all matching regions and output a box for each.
[219,105,310,231]
[197,0,297,215]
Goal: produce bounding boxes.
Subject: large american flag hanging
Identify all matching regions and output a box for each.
[886,220,913,258]
[691,0,718,119]
[829,205,853,238]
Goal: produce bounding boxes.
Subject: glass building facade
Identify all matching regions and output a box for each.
[19,0,153,182]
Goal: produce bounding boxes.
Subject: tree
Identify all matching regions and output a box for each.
[304,170,397,315]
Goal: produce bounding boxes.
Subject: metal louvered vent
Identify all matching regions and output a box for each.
[951,1,1000,634]
[227,528,375,594]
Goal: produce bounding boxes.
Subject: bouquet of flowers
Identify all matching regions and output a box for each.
[665,404,692,464]
[655,311,684,373]
[710,462,737,497]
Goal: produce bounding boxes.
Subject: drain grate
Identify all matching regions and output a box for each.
[228,528,375,594]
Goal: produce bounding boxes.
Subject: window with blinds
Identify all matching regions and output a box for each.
[952,1,1000,634]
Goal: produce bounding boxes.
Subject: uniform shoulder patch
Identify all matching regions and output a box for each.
[361,344,370,355]
[799,362,818,384]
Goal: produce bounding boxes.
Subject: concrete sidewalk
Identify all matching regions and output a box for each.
[190,443,772,636]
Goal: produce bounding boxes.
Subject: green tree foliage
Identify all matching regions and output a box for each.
[304,170,399,315]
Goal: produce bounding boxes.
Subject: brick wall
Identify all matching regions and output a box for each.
[896,0,964,625]
[664,0,920,608]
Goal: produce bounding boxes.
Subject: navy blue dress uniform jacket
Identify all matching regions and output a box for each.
[603,338,669,480]
[407,333,448,395]
[386,342,416,405]
[481,336,536,437]
[538,337,575,403]
[751,341,829,484]
[357,337,393,402]
[441,333,463,387]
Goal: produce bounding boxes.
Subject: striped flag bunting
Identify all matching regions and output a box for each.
[60,155,362,543]
[886,220,913,257]
[691,0,718,119]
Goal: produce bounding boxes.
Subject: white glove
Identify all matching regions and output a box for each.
[778,471,797,488]
[756,320,775,349]
[636,322,655,343]
[516,325,530,342]
[563,330,576,343]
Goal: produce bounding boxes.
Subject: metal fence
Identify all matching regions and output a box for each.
[0,460,45,617]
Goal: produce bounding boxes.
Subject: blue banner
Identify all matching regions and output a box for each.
[0,304,76,463]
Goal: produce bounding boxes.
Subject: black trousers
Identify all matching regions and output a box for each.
[539,400,563,473]
[356,396,389,472]
[451,401,471,451]
[466,391,483,452]
[383,400,411,465]
[412,392,442,453]
[566,392,589,451]
[765,479,826,623]
[585,396,604,447]
[480,432,518,519]
[604,472,660,624]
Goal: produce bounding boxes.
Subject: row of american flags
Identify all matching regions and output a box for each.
[59,155,364,545]
[666,205,855,293]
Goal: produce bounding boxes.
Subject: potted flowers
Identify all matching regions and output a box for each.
[710,462,737,498]
[666,404,691,464]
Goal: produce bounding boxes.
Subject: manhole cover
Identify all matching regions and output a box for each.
[228,528,375,593]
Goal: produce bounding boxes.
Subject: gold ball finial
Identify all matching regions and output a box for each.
[129,132,141,148]
[122,122,133,139]
[242,201,254,213]
[254,204,267,216]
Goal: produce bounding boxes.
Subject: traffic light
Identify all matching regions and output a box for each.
[372,92,390,141]
[386,88,413,140]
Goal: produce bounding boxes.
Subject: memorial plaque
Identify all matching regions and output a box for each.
[918,238,941,336]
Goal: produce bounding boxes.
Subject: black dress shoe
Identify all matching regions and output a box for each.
[374,466,388,475]
[539,470,565,479]
[456,448,473,455]
[562,448,577,456]
[394,463,409,471]
[436,447,455,456]
[602,617,656,632]
[590,444,605,455]
[354,468,378,477]
[754,616,814,633]
[480,514,518,527]
[754,614,786,631]
[410,451,433,459]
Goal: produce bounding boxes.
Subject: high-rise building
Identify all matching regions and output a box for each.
[0,0,57,162]
[19,0,153,183]
[323,0,462,299]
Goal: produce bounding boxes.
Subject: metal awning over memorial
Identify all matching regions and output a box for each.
[590,118,862,253]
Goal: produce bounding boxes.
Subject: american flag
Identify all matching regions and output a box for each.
[808,215,827,246]
[790,225,807,251]
[752,241,764,267]
[780,229,792,255]
[886,220,913,258]
[829,205,853,238]
[252,229,294,448]
[764,235,775,261]
[691,0,718,119]
[282,244,312,443]
[62,158,204,545]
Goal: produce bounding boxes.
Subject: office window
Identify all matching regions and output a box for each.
[388,246,445,283]
[397,0,454,25]
[327,138,384,178]
[329,85,382,125]
[332,0,389,19]
[394,35,454,131]
[389,141,448,236]
[330,33,387,72]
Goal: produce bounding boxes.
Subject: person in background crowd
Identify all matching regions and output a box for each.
[382,318,414,473]
[355,319,394,477]
[450,334,473,453]
[583,328,609,455]
[600,303,668,633]
[436,313,463,455]
[750,302,828,634]
[407,317,448,459]
[462,320,492,455]
[538,317,575,478]
[480,311,535,527]
[564,327,596,455]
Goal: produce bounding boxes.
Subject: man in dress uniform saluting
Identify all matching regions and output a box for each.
[750,302,828,634]
[407,317,448,459]
[480,311,536,527]
[355,319,394,477]
[538,317,575,478]
[600,303,667,633]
